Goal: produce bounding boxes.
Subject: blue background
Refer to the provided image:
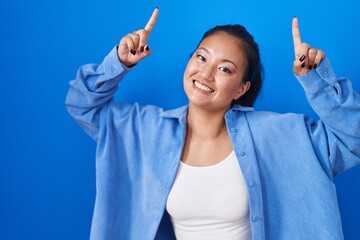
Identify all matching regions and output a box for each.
[1,0,359,239]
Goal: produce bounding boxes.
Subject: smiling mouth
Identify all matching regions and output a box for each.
[193,80,215,93]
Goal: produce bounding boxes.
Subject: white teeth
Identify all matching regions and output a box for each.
[194,80,214,93]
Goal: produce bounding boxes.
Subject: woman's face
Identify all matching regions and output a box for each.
[183,31,250,112]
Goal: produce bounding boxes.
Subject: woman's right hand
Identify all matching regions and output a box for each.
[117,8,159,68]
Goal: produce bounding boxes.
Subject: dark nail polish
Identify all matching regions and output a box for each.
[299,55,306,62]
[130,50,136,55]
[145,45,150,51]
[313,64,318,69]
[140,46,144,52]
[308,65,313,70]
[301,62,305,68]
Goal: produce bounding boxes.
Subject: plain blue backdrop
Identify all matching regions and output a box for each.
[1,0,359,239]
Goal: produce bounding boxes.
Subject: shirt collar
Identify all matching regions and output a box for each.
[160,104,253,119]
[230,104,254,112]
[160,105,188,124]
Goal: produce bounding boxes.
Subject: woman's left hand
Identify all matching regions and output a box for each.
[292,17,325,76]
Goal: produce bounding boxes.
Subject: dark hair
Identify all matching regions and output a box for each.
[198,24,263,107]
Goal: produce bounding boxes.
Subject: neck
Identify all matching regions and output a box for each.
[186,103,230,140]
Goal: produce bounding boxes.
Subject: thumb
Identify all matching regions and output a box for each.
[293,56,308,76]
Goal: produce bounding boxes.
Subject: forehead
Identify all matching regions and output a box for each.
[200,31,243,48]
[198,31,246,64]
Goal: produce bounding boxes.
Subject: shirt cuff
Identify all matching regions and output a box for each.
[93,46,132,91]
[295,57,338,95]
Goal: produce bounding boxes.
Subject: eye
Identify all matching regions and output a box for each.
[219,66,232,74]
[196,54,206,62]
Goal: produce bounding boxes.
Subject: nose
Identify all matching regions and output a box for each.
[199,63,215,82]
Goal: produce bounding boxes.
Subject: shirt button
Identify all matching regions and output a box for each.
[239,151,245,157]
[323,71,329,77]
[252,215,258,222]
[249,181,255,187]
[230,127,237,133]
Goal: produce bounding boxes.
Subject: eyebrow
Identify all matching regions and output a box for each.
[197,47,238,70]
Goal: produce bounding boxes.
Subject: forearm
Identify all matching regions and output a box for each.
[297,58,360,135]
[296,57,360,174]
[65,46,131,140]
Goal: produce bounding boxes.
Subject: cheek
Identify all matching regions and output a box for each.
[184,59,198,77]
[183,63,194,88]
[219,78,243,97]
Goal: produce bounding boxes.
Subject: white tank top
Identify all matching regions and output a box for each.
[166,151,251,240]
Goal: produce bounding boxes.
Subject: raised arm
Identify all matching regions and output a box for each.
[292,17,360,175]
[66,8,159,140]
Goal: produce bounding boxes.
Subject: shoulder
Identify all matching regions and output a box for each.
[106,102,187,124]
[228,104,309,124]
[245,110,315,128]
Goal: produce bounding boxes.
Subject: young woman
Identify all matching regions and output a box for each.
[66,8,360,240]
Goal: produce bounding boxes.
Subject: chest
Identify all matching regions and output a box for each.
[181,132,234,167]
[166,152,251,239]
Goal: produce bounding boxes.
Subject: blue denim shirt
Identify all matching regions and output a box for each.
[66,47,360,240]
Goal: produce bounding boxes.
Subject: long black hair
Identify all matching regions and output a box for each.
[198,24,263,107]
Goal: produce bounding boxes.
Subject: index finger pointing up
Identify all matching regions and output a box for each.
[144,8,159,33]
[292,17,302,57]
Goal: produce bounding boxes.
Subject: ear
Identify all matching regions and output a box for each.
[234,81,251,100]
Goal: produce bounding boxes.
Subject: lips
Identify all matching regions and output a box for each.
[193,80,215,93]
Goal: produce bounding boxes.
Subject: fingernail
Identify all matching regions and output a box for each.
[130,50,136,55]
[145,45,150,51]
[140,46,144,52]
[301,62,305,68]
[156,6,159,9]
[313,64,318,69]
[308,65,313,70]
[299,55,306,62]
[294,16,297,18]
